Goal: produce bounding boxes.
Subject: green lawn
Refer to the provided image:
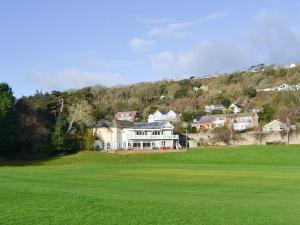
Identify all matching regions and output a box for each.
[1,145,300,225]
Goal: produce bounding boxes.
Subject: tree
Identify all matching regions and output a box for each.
[220,98,231,108]
[174,88,188,99]
[51,114,65,153]
[14,98,50,157]
[83,129,95,151]
[243,87,257,98]
[213,126,239,145]
[254,122,268,145]
[0,83,15,156]
[278,107,299,144]
[180,111,194,122]
[258,104,275,123]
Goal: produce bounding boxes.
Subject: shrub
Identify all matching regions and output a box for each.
[243,87,257,98]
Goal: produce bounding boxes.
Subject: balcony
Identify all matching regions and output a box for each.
[126,134,179,140]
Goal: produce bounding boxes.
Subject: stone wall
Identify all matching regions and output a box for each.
[188,132,300,146]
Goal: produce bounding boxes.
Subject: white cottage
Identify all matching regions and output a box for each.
[229,104,241,114]
[228,113,259,131]
[263,120,287,132]
[148,110,179,122]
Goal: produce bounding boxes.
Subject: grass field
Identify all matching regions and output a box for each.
[1,145,300,225]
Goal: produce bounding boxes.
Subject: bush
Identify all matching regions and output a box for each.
[258,104,275,123]
[180,111,194,122]
[220,98,231,107]
[174,88,188,99]
[243,87,257,98]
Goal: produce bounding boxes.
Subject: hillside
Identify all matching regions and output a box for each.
[28,64,300,121]
[2,63,300,158]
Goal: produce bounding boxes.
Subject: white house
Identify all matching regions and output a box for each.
[204,105,225,113]
[115,111,137,122]
[286,63,296,69]
[229,104,241,114]
[93,120,133,150]
[93,120,180,150]
[258,83,300,92]
[263,120,287,132]
[275,83,291,91]
[123,121,180,150]
[148,110,179,122]
[228,113,259,131]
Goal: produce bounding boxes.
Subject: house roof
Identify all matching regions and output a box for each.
[94,120,134,129]
[195,115,228,124]
[264,120,287,127]
[228,113,257,119]
[115,111,137,119]
[132,121,172,129]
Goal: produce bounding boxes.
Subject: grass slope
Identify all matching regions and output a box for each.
[1,145,300,225]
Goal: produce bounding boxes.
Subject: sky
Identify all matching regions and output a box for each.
[1,0,300,97]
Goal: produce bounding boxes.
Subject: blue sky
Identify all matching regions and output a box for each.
[1,0,300,97]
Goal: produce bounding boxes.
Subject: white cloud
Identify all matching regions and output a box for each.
[138,18,174,25]
[143,11,229,40]
[128,37,154,52]
[151,10,300,78]
[200,11,230,23]
[147,22,196,39]
[30,69,123,91]
[248,10,300,65]
[152,51,176,74]
[151,41,248,78]
[178,41,248,75]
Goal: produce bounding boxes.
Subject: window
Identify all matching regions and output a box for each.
[137,131,146,135]
[161,141,166,146]
[106,143,111,149]
[133,142,141,148]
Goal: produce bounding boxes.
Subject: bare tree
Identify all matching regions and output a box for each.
[254,122,268,145]
[278,107,299,144]
[213,126,240,145]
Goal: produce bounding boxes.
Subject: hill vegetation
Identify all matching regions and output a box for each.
[1,64,300,158]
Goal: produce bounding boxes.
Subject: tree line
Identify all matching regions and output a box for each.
[0,83,94,159]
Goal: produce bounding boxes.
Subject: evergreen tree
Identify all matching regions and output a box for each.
[51,114,65,153]
[0,83,15,156]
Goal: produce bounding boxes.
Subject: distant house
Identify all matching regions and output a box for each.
[263,120,287,132]
[229,103,241,114]
[275,83,291,92]
[285,63,297,69]
[160,95,166,100]
[193,87,200,92]
[204,105,226,113]
[193,115,228,130]
[148,110,179,122]
[228,113,259,131]
[251,108,261,113]
[200,85,209,92]
[257,83,300,92]
[115,111,137,122]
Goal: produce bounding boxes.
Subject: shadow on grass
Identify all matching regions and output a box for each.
[0,152,78,167]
